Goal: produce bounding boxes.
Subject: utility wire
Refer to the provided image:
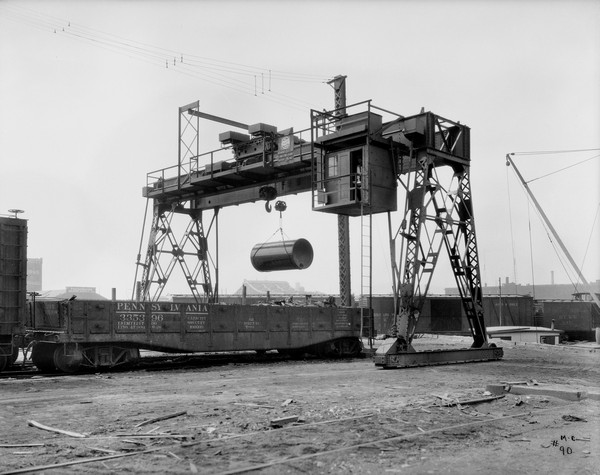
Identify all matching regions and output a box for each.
[575,202,600,292]
[0,4,331,111]
[1,3,328,82]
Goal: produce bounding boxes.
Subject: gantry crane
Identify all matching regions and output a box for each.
[136,79,503,368]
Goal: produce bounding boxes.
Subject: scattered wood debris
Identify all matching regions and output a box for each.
[88,446,120,454]
[111,433,191,439]
[432,394,504,407]
[27,420,86,438]
[121,439,148,446]
[500,379,539,386]
[134,410,187,428]
[0,443,44,448]
[233,402,275,409]
[270,415,299,428]
[2,448,161,474]
[562,415,587,422]
[486,383,588,401]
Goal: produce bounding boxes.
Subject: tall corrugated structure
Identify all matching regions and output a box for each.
[0,217,27,371]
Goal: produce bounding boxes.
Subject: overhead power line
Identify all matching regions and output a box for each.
[0,4,332,112]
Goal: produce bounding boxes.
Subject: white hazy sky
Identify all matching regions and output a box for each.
[1,0,599,299]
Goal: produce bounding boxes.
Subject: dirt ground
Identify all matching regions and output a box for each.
[1,335,599,475]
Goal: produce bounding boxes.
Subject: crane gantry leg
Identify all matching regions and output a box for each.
[376,153,502,367]
[139,202,216,303]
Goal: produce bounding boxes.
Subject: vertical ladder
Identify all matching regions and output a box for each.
[360,202,374,345]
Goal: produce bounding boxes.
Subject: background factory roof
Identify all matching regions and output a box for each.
[37,287,108,300]
[235,280,323,296]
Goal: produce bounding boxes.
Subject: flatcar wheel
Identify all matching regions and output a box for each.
[0,351,8,372]
[53,344,83,373]
[327,341,344,358]
[31,343,58,372]
[345,338,362,357]
[127,348,140,364]
[11,346,20,364]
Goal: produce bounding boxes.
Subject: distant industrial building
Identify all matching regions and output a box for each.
[446,277,600,301]
[38,286,107,300]
[234,280,317,296]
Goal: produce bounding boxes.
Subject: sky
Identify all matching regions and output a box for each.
[1,0,599,300]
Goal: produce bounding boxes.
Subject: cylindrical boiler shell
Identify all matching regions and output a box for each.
[251,239,314,272]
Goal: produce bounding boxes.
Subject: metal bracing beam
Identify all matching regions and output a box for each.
[388,155,488,350]
[139,203,216,303]
[391,157,447,347]
[164,172,312,210]
[187,110,249,131]
[431,168,487,347]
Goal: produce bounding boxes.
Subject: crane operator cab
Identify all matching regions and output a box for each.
[312,110,397,217]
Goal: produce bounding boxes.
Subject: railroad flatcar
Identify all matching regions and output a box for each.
[27,299,362,372]
[0,217,27,372]
[0,216,362,374]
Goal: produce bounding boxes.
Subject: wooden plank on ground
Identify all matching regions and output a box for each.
[134,410,187,428]
[27,420,86,438]
[0,448,160,474]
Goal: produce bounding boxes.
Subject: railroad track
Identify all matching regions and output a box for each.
[0,351,362,380]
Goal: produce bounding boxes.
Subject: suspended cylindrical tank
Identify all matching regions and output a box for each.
[251,239,314,272]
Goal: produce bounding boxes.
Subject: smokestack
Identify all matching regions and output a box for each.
[551,270,555,285]
[505,276,509,285]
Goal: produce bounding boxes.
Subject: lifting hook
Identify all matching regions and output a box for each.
[259,186,278,213]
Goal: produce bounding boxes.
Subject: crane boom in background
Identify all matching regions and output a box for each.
[505,153,600,311]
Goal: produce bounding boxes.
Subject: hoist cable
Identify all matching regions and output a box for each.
[505,165,518,283]
[526,196,580,293]
[251,213,292,262]
[511,148,600,156]
[526,202,536,299]
[575,202,600,291]
[526,154,600,184]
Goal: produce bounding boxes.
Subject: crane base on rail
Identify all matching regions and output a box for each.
[373,340,504,369]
